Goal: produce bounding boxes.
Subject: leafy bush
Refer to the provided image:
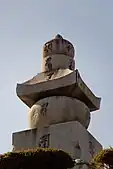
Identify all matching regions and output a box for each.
[0,148,74,169]
[93,147,113,168]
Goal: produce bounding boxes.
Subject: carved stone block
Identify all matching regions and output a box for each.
[12,121,102,163]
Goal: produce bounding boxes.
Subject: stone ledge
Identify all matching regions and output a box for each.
[16,69,101,112]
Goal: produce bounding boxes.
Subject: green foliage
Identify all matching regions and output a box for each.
[93,147,113,168]
[0,148,74,169]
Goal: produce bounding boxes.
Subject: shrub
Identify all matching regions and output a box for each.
[93,147,113,168]
[0,148,74,169]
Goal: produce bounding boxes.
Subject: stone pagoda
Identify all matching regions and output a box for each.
[12,34,102,162]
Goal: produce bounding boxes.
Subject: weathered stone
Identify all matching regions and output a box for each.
[42,35,75,72]
[16,69,101,112]
[43,34,75,58]
[12,35,102,164]
[28,96,90,129]
[12,121,102,162]
[42,54,75,72]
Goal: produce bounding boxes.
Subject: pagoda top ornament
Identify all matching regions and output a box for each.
[43,34,75,58]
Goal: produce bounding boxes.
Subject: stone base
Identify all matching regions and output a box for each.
[12,121,102,162]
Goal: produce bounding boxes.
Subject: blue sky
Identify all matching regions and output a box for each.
[0,0,113,153]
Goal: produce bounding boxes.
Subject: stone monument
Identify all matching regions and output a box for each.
[12,34,102,163]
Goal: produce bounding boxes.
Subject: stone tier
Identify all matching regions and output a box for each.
[16,69,101,112]
[43,34,75,58]
[28,96,90,129]
[12,121,102,163]
[41,54,75,72]
[42,34,75,72]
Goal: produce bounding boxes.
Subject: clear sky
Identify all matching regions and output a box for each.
[0,0,113,153]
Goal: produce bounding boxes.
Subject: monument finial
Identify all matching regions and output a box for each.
[42,35,75,71]
[55,34,63,39]
[43,35,75,58]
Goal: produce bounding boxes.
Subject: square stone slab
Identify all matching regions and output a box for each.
[12,121,102,162]
[16,69,101,112]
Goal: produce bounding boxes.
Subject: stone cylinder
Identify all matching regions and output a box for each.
[28,96,90,129]
[41,34,76,72]
[42,54,75,72]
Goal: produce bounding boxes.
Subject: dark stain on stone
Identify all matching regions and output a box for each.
[39,134,50,148]
[41,102,48,116]
[45,57,52,72]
